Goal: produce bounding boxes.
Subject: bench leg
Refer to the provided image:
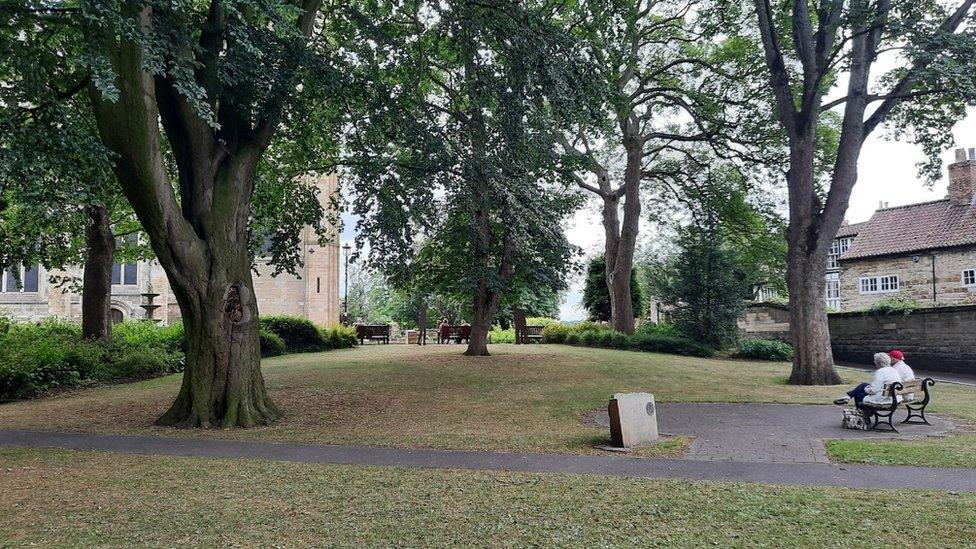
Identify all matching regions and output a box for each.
[902,405,931,425]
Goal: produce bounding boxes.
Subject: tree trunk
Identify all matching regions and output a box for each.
[513,306,526,344]
[81,204,115,340]
[465,281,497,356]
[417,306,428,345]
[156,258,279,427]
[786,249,841,385]
[784,144,843,386]
[602,141,642,334]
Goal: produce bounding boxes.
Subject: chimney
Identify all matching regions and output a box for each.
[948,147,976,206]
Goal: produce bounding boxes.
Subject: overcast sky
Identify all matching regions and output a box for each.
[556,108,976,321]
[338,109,976,322]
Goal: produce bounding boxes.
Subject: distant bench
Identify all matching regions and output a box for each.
[438,325,471,344]
[857,377,936,431]
[520,325,544,344]
[355,324,390,345]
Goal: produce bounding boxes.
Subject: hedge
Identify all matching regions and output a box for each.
[540,321,714,358]
[1,316,357,402]
[734,339,794,361]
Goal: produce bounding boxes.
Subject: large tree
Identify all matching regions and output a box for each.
[344,0,585,356]
[750,0,976,384]
[557,0,765,334]
[9,0,346,426]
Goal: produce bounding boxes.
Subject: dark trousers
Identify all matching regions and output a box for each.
[847,382,871,405]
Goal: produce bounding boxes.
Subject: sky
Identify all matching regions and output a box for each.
[338,109,976,322]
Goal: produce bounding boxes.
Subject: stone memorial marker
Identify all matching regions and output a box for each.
[608,392,659,447]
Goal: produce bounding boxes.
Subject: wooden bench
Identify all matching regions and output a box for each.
[437,325,471,344]
[857,377,935,432]
[520,325,544,344]
[355,324,390,345]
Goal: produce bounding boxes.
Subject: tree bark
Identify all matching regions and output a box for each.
[157,256,279,428]
[602,141,642,334]
[86,0,285,427]
[512,306,526,344]
[786,249,840,385]
[417,305,428,345]
[81,204,115,340]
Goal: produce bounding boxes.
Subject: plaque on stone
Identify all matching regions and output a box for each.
[608,392,659,448]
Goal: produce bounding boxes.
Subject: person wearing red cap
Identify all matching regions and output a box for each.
[889,349,915,382]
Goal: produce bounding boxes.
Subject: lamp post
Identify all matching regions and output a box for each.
[342,242,351,325]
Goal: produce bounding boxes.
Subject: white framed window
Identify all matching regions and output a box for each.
[825,272,841,310]
[827,237,853,271]
[2,265,40,293]
[859,275,899,294]
[963,269,976,287]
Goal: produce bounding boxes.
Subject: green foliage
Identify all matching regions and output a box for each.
[537,321,713,358]
[0,315,357,401]
[259,328,286,358]
[0,320,184,401]
[735,339,794,361]
[541,323,571,344]
[260,316,331,353]
[321,325,357,350]
[489,328,516,344]
[635,322,681,338]
[581,255,647,322]
[653,225,750,350]
[864,297,922,316]
[344,2,587,332]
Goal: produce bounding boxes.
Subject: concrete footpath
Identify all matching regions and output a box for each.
[3,429,976,492]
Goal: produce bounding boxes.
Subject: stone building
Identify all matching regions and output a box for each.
[827,148,976,311]
[0,174,342,327]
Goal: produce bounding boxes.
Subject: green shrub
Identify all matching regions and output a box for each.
[564,332,580,345]
[321,325,357,349]
[864,296,921,316]
[489,328,516,343]
[610,332,631,349]
[260,315,328,353]
[635,322,681,338]
[115,321,185,353]
[111,350,170,379]
[260,328,286,357]
[541,323,570,343]
[735,339,793,361]
[628,333,714,358]
[579,330,597,346]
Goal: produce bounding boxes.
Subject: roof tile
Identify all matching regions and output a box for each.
[841,199,976,260]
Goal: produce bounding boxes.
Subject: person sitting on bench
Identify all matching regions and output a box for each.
[888,349,915,400]
[889,349,914,381]
[833,352,901,406]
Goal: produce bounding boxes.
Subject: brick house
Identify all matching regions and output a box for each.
[0,174,342,326]
[827,148,976,310]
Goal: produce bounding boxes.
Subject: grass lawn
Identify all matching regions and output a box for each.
[1,344,974,463]
[3,446,976,547]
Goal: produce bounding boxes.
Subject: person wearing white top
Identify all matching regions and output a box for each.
[888,349,915,381]
[888,349,915,400]
[834,353,902,406]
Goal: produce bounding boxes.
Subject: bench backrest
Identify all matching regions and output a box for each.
[884,378,930,397]
[356,324,390,338]
[524,325,544,336]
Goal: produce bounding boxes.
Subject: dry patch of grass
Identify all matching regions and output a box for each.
[1,344,974,461]
[2,446,975,547]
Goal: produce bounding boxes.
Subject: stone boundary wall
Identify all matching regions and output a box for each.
[739,303,976,374]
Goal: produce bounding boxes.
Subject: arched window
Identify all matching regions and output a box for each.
[110,308,124,324]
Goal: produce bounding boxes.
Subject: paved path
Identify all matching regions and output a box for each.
[3,429,976,491]
[584,403,955,463]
